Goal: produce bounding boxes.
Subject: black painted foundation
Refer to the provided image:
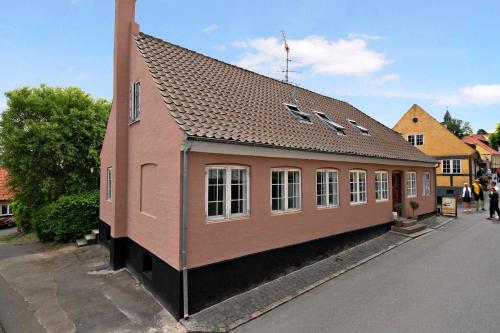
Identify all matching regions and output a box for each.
[100,220,391,319]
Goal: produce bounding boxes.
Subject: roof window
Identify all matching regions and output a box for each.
[348,119,369,135]
[314,112,345,135]
[284,104,311,123]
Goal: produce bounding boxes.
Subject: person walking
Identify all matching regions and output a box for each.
[472,179,486,211]
[487,184,500,220]
[462,182,472,213]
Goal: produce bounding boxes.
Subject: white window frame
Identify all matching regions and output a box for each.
[416,134,424,146]
[407,134,424,146]
[205,165,250,222]
[106,167,112,201]
[406,171,417,198]
[271,168,302,213]
[423,172,431,196]
[0,204,12,216]
[375,171,389,202]
[350,170,367,204]
[130,81,141,123]
[442,159,461,174]
[316,169,339,208]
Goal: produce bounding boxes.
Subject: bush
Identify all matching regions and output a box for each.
[32,190,99,243]
[11,200,34,232]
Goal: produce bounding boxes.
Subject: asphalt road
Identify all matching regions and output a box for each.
[235,211,500,333]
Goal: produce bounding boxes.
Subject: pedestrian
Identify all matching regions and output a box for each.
[462,182,472,213]
[487,184,500,220]
[472,179,486,211]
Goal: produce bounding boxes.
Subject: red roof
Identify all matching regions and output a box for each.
[0,169,12,201]
[463,136,500,155]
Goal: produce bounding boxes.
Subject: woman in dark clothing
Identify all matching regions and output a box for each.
[488,185,500,220]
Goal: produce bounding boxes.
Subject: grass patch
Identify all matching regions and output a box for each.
[0,231,38,244]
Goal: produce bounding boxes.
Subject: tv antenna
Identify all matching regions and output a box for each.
[280,30,300,83]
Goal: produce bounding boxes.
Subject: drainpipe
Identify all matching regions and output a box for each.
[181,138,192,318]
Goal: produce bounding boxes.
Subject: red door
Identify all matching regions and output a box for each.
[392,172,402,209]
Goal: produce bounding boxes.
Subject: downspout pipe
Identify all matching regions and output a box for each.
[181,138,192,319]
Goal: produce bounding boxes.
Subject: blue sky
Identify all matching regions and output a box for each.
[1,0,499,131]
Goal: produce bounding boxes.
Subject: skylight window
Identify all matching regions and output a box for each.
[284,104,311,123]
[348,119,369,135]
[314,111,345,135]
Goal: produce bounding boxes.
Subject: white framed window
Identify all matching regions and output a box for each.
[130,81,141,122]
[350,170,367,204]
[348,119,369,135]
[375,171,389,201]
[442,159,461,174]
[206,166,249,221]
[406,171,417,198]
[317,169,339,207]
[0,205,12,216]
[407,134,424,146]
[271,169,301,212]
[106,167,113,200]
[423,172,431,196]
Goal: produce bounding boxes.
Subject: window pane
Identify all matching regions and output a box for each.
[208,202,217,216]
[272,171,285,211]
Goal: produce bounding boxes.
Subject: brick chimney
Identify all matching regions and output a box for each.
[112,0,139,237]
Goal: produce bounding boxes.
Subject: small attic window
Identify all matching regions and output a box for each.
[314,112,345,135]
[348,119,369,135]
[284,104,311,123]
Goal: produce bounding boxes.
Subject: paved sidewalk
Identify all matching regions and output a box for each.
[182,231,412,332]
[0,232,185,333]
[418,215,455,229]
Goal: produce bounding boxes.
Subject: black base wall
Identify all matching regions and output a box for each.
[188,222,391,313]
[101,220,391,318]
[100,221,183,318]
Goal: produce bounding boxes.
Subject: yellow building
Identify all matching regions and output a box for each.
[463,134,500,172]
[393,104,480,199]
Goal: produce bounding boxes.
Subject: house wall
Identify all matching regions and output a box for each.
[124,41,185,269]
[393,105,477,198]
[186,152,436,268]
[100,32,185,270]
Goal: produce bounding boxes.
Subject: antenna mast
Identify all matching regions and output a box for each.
[281,30,291,83]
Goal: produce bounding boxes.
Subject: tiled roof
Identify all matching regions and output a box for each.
[135,32,435,163]
[463,136,500,155]
[0,169,12,201]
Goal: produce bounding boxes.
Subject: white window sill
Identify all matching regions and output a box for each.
[271,209,302,216]
[375,199,389,203]
[317,205,339,210]
[350,201,367,206]
[206,214,250,224]
[129,119,141,126]
[407,195,417,198]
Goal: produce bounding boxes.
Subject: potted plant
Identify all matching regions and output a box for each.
[409,200,420,218]
[394,202,403,216]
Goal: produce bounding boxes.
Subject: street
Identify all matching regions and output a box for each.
[235,210,500,333]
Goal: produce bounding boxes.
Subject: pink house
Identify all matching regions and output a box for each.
[100,0,437,319]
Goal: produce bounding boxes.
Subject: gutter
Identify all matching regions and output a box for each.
[181,137,192,319]
[185,135,437,166]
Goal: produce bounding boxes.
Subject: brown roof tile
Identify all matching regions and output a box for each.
[135,32,435,163]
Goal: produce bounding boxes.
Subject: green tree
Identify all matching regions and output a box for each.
[477,129,488,135]
[0,85,110,230]
[490,123,500,149]
[442,118,473,138]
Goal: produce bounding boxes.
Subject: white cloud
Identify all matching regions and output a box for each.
[232,35,391,77]
[203,24,218,34]
[437,84,500,107]
[371,73,400,85]
[347,33,383,41]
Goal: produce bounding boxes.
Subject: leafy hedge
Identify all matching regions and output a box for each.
[32,190,99,243]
